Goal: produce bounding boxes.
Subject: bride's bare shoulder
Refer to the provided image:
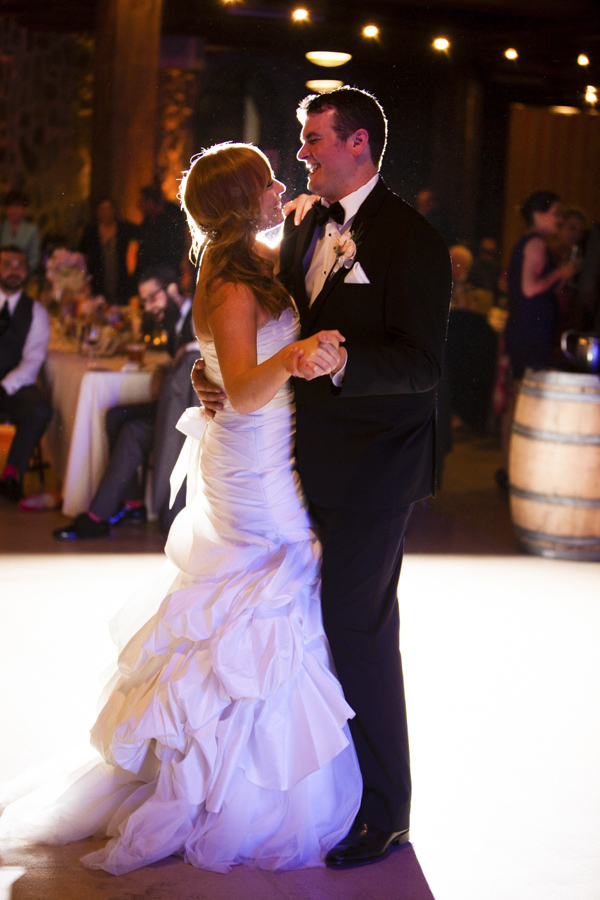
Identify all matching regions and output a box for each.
[194,276,263,338]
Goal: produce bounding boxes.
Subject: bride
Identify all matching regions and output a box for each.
[0,144,361,873]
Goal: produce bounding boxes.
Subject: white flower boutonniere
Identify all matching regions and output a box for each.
[329,224,364,279]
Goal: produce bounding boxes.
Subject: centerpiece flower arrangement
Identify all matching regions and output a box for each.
[45,248,90,302]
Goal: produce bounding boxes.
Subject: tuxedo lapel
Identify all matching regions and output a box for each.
[303,179,390,329]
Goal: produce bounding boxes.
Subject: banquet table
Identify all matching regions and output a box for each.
[44,349,169,517]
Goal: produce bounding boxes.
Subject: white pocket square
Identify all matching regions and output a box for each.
[344,261,370,284]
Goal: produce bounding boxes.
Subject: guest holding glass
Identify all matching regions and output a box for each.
[505,191,578,380]
[496,191,580,489]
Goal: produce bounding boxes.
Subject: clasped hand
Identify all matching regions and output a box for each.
[283,330,345,380]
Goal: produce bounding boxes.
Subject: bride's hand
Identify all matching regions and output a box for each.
[284,330,345,380]
[283,193,320,226]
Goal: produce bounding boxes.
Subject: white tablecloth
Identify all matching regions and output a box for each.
[44,352,168,516]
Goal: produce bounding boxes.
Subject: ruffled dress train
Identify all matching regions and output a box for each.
[0,308,361,873]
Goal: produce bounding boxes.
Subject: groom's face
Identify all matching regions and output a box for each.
[297,109,356,203]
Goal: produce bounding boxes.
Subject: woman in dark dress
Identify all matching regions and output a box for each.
[505,191,578,379]
[496,191,580,489]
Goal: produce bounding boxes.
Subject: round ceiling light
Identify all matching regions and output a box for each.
[306,79,344,93]
[305,51,352,67]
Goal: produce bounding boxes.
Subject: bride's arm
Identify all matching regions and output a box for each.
[208,282,343,415]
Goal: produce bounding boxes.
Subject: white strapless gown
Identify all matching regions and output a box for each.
[0,308,361,874]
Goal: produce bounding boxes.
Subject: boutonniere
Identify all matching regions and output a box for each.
[329,224,365,279]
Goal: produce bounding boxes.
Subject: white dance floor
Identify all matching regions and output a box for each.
[1,552,599,900]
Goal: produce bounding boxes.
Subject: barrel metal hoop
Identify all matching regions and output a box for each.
[515,533,600,561]
[510,485,600,508]
[520,385,600,403]
[512,422,600,445]
[514,525,600,549]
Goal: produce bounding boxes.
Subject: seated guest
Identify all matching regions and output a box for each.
[53,266,198,540]
[0,245,51,502]
[0,191,41,273]
[79,198,138,306]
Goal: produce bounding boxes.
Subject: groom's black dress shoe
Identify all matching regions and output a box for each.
[325,821,410,868]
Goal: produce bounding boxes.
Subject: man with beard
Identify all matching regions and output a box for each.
[0,245,51,503]
[53,265,198,539]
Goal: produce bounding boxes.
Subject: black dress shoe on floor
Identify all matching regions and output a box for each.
[0,475,24,503]
[325,822,410,869]
[53,512,110,541]
[111,504,147,526]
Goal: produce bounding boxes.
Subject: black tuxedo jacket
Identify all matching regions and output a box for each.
[279,179,452,510]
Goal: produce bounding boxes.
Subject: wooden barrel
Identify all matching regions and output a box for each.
[508,368,600,561]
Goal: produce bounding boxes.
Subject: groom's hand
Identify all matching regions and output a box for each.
[283,193,319,226]
[191,358,226,417]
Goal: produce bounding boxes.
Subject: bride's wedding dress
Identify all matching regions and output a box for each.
[0,307,361,873]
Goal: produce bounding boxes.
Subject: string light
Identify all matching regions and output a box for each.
[505,48,518,60]
[433,37,450,51]
[578,54,590,66]
[363,25,379,38]
[292,8,309,21]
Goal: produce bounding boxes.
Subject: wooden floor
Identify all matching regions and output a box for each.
[3,433,600,900]
[0,430,517,557]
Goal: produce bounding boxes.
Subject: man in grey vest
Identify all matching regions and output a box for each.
[0,245,51,503]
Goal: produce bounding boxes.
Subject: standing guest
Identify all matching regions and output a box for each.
[505,191,578,380]
[195,87,452,867]
[0,190,41,273]
[0,245,51,502]
[136,185,187,280]
[53,265,197,540]
[79,198,138,306]
[496,192,580,489]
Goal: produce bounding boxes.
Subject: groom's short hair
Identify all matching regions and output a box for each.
[297,87,388,168]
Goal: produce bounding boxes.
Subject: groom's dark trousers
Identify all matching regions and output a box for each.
[280,178,452,833]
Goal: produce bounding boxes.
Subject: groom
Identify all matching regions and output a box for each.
[195,87,451,867]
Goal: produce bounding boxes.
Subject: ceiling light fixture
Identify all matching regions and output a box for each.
[363,25,379,38]
[585,85,597,104]
[306,79,344,93]
[550,106,581,115]
[505,48,518,60]
[578,54,590,66]
[292,8,309,21]
[305,51,352,67]
[433,37,450,51]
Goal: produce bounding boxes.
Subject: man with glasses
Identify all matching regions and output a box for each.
[53,265,198,540]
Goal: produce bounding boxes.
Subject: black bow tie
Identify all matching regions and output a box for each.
[0,300,10,337]
[313,200,345,227]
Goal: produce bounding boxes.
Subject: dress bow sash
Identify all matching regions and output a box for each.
[169,406,208,508]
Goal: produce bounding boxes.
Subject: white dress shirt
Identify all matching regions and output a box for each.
[303,173,379,385]
[0,290,50,396]
[304,173,379,304]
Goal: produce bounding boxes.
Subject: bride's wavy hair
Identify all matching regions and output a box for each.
[180,143,292,318]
